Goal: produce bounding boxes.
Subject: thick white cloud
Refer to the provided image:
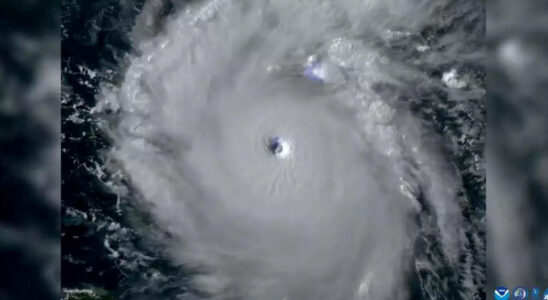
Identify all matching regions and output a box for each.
[97,0,482,298]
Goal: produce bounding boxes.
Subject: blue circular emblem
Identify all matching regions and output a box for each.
[512,287,527,299]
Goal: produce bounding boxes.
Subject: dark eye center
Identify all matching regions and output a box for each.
[266,137,291,158]
[268,137,283,154]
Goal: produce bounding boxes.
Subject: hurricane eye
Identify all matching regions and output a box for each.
[266,137,291,158]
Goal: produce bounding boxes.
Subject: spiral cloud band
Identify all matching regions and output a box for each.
[97,0,483,298]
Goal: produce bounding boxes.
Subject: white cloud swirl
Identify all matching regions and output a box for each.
[97,0,481,298]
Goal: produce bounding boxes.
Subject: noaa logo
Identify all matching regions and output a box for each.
[494,287,510,300]
[512,287,527,299]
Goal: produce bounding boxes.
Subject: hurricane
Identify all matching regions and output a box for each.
[64,0,486,298]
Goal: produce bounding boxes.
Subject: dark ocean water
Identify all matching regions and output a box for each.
[62,1,195,298]
[61,0,485,299]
